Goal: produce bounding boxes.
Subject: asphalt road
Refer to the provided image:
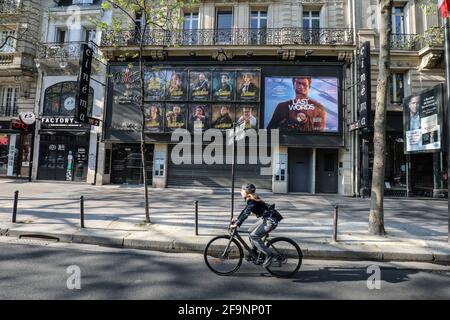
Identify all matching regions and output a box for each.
[1,237,450,300]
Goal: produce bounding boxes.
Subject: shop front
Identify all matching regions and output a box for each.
[0,121,33,179]
[103,60,347,193]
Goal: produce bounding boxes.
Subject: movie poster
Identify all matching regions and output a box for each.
[211,105,235,130]
[236,105,258,130]
[145,68,166,101]
[189,104,211,131]
[213,70,235,102]
[236,70,260,102]
[264,76,339,133]
[165,69,188,101]
[165,104,187,131]
[404,85,443,153]
[144,103,164,132]
[189,71,212,101]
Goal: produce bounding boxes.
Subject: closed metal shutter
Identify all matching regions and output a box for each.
[167,145,272,190]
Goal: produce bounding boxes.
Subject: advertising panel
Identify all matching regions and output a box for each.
[144,102,165,133]
[404,85,443,153]
[189,70,212,101]
[165,69,188,101]
[189,104,211,131]
[212,70,236,102]
[236,70,260,102]
[165,103,187,131]
[264,76,339,133]
[211,105,235,130]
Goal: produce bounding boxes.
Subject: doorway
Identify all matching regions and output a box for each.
[316,149,338,193]
[110,144,154,185]
[289,148,312,193]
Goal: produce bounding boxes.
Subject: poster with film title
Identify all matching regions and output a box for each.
[404,85,443,153]
[236,105,258,130]
[165,69,188,101]
[236,70,260,102]
[189,104,211,131]
[165,104,187,131]
[145,68,166,101]
[213,70,236,102]
[212,105,235,130]
[189,71,212,101]
[144,102,164,133]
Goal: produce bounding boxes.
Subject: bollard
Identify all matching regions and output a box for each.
[12,190,19,223]
[194,200,199,236]
[80,196,85,228]
[333,205,339,242]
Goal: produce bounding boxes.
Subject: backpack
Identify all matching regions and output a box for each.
[264,203,284,222]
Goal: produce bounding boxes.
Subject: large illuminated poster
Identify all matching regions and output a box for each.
[264,76,339,133]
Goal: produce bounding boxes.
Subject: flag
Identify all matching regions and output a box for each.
[439,0,450,18]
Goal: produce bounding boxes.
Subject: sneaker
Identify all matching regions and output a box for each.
[262,253,274,267]
[246,248,258,262]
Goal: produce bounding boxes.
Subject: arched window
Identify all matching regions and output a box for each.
[43,82,94,116]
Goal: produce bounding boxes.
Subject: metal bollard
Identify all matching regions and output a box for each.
[194,200,199,236]
[80,196,85,228]
[12,190,19,223]
[333,205,339,242]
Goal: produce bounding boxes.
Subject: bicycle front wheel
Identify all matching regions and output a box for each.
[204,235,243,276]
[265,237,302,278]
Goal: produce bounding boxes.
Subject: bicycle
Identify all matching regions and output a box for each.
[204,227,303,278]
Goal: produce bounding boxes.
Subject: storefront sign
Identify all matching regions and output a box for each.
[41,117,83,128]
[403,84,443,153]
[10,119,29,132]
[19,112,36,125]
[7,134,16,177]
[76,44,93,124]
[358,41,371,131]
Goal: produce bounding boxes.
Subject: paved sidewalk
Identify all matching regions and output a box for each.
[1,179,450,264]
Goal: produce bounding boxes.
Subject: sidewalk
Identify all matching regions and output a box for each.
[1,179,450,264]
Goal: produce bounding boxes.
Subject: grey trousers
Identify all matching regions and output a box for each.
[248,218,277,256]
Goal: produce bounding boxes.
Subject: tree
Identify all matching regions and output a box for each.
[369,0,393,235]
[97,0,197,223]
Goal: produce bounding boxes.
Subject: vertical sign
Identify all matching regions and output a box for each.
[358,41,371,130]
[76,44,93,124]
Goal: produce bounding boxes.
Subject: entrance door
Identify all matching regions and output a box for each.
[316,149,338,193]
[38,134,90,181]
[110,144,154,185]
[289,148,311,192]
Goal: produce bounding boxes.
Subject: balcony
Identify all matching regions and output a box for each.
[0,0,19,14]
[101,28,355,48]
[0,52,15,65]
[36,41,103,73]
[0,105,18,118]
[390,33,444,51]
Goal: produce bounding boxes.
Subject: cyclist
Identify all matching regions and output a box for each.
[230,183,283,267]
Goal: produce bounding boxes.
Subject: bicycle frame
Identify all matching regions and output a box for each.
[226,228,270,256]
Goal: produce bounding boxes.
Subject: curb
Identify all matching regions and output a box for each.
[1,227,450,265]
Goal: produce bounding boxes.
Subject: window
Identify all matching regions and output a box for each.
[303,10,321,29]
[216,10,233,44]
[183,12,199,45]
[0,87,19,117]
[250,10,267,44]
[392,7,405,35]
[56,28,67,43]
[43,82,93,116]
[0,30,16,52]
[390,73,404,104]
[84,28,97,44]
[302,10,321,44]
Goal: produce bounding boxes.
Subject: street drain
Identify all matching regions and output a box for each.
[18,234,60,242]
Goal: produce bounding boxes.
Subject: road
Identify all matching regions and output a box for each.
[0,237,450,300]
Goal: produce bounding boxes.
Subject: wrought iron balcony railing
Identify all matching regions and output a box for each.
[37,41,99,60]
[390,34,419,50]
[101,28,355,47]
[0,0,19,14]
[0,105,18,117]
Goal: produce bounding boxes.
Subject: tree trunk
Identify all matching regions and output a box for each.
[139,30,150,223]
[369,0,392,235]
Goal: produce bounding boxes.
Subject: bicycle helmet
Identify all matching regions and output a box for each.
[241,183,256,193]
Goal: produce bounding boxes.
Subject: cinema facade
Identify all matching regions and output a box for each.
[98,27,356,195]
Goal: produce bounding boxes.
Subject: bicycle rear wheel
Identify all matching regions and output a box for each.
[204,235,243,276]
[265,237,302,278]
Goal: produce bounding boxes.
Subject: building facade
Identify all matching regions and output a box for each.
[0,0,41,179]
[98,0,356,194]
[31,0,106,184]
[353,0,446,198]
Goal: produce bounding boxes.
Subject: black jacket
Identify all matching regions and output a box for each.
[236,198,270,227]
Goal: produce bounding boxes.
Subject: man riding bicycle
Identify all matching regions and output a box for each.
[229,183,283,267]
